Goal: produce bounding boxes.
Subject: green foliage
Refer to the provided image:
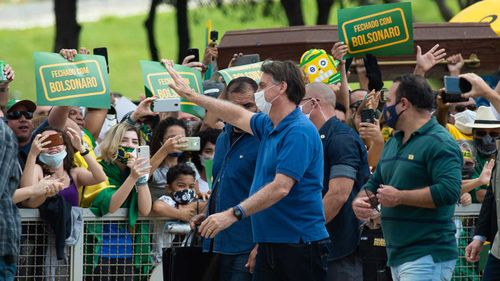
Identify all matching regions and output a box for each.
[2,0,459,101]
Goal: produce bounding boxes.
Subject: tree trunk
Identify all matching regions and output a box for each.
[53,0,80,52]
[144,0,162,61]
[316,0,334,25]
[176,0,190,63]
[280,0,305,26]
[435,0,454,21]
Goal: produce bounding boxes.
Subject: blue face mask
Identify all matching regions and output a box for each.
[382,102,403,129]
[39,150,67,168]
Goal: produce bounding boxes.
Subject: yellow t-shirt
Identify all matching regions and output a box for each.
[446,124,473,141]
[73,129,110,207]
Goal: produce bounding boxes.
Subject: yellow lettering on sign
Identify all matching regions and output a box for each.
[50,67,90,78]
[49,77,98,93]
[350,26,401,48]
[379,16,393,26]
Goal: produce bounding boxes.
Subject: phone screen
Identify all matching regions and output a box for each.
[444,76,461,94]
[186,48,199,62]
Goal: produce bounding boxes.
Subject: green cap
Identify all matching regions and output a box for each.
[6,99,37,113]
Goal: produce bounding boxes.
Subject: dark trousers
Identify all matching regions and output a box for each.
[482,254,500,281]
[327,251,363,281]
[252,241,329,281]
[219,253,253,281]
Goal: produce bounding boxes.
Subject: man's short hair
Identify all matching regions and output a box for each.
[226,77,258,95]
[261,61,305,105]
[393,74,435,111]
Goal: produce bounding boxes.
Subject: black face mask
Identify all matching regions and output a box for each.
[474,135,497,156]
[462,163,475,180]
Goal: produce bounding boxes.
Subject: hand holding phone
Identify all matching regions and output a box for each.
[186,48,199,63]
[210,31,219,43]
[181,137,200,151]
[443,76,470,103]
[232,54,260,67]
[152,98,180,112]
[361,109,375,124]
[136,145,151,181]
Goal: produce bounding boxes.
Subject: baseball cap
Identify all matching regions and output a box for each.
[6,99,37,113]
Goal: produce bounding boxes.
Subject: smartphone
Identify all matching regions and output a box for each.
[93,47,109,73]
[186,48,199,62]
[232,54,260,67]
[210,30,219,42]
[136,145,150,181]
[361,109,375,124]
[443,76,469,103]
[152,98,180,112]
[182,137,200,151]
[44,133,64,148]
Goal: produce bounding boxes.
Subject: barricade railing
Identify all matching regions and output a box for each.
[15,204,485,280]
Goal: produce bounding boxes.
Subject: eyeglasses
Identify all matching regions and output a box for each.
[454,104,477,113]
[364,188,380,213]
[6,111,33,120]
[474,131,500,138]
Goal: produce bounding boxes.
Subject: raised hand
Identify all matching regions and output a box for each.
[446,54,464,76]
[478,159,495,186]
[202,43,218,66]
[66,127,84,152]
[130,96,158,122]
[166,64,198,101]
[460,73,496,99]
[182,55,203,72]
[414,44,447,76]
[331,42,348,65]
[130,157,151,180]
[29,134,51,157]
[59,49,78,61]
[228,53,243,68]
[2,64,15,84]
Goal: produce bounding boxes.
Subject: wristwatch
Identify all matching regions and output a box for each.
[80,149,90,156]
[232,206,244,221]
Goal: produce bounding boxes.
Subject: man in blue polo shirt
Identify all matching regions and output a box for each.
[194,77,260,281]
[166,60,329,281]
[301,82,369,281]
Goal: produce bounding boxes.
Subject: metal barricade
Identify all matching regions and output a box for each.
[15,205,485,280]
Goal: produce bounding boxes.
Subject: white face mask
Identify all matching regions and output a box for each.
[299,100,313,119]
[254,85,279,115]
[199,154,214,167]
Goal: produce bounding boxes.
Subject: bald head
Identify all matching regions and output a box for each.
[305,82,336,108]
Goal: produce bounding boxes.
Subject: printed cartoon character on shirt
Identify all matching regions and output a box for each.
[300,49,341,85]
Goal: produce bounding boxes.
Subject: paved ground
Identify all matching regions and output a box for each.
[0,0,172,30]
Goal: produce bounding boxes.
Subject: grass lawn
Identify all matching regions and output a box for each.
[1,0,461,101]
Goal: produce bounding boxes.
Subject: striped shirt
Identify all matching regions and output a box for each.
[0,121,21,258]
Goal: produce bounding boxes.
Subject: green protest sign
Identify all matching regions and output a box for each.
[34,52,110,108]
[140,61,205,119]
[218,62,263,84]
[338,2,413,57]
[204,159,213,190]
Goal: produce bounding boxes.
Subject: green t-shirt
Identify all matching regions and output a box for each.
[364,118,462,266]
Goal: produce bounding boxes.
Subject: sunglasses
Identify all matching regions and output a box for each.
[474,131,500,138]
[454,104,477,113]
[364,188,380,213]
[6,110,33,120]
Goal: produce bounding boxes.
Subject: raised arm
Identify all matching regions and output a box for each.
[331,42,350,117]
[165,62,255,134]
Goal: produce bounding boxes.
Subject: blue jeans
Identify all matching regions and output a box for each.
[219,253,252,281]
[252,240,330,281]
[390,255,456,281]
[482,254,500,281]
[0,256,16,281]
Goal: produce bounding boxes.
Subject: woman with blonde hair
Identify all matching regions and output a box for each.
[86,122,152,281]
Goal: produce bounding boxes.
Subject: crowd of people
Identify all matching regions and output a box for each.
[0,40,499,281]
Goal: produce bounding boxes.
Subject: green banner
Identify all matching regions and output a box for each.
[34,52,110,108]
[338,2,413,57]
[218,62,263,84]
[141,61,205,119]
[204,159,213,190]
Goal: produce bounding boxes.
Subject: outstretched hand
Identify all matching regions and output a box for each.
[165,64,198,101]
[414,44,446,76]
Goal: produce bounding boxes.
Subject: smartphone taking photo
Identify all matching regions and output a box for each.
[186,48,199,63]
[136,145,150,181]
[93,47,109,73]
[443,76,470,103]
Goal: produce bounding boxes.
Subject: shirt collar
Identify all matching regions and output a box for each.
[271,107,303,134]
[394,117,437,141]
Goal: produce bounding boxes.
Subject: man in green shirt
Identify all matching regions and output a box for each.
[353,74,462,281]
